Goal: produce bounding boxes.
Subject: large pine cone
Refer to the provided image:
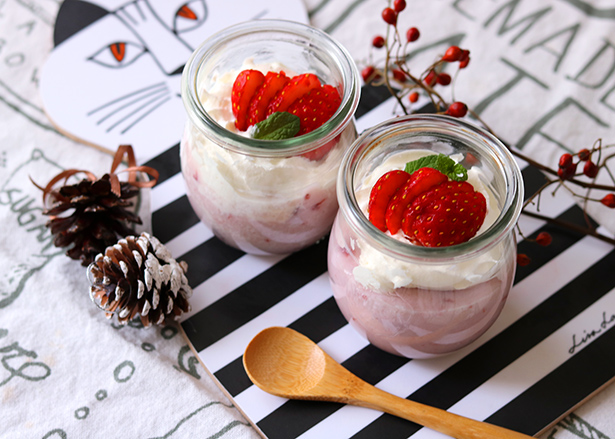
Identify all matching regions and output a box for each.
[87,232,192,327]
[44,174,142,266]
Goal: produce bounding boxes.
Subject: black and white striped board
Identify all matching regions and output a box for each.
[146,86,615,438]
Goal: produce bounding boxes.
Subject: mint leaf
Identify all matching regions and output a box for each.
[404,153,468,181]
[253,112,300,140]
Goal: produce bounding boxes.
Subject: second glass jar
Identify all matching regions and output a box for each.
[328,115,524,359]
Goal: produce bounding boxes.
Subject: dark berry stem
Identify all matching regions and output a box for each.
[521,210,615,246]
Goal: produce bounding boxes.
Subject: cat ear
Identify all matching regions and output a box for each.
[54,0,109,47]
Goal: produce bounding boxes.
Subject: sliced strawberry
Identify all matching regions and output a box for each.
[266,73,321,116]
[368,170,411,232]
[301,135,339,161]
[401,180,486,247]
[247,71,290,127]
[385,167,447,234]
[231,69,265,131]
[288,84,342,135]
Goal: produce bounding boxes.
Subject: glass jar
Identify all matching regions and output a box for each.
[180,19,360,255]
[328,115,523,359]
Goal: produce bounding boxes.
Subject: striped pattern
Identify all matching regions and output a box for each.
[147,87,615,438]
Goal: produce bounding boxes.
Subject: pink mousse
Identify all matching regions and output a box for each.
[327,216,515,358]
[180,136,343,255]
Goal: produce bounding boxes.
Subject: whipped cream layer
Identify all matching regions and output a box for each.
[351,150,505,291]
[186,59,345,199]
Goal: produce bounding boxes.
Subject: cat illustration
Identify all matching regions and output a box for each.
[40,0,308,161]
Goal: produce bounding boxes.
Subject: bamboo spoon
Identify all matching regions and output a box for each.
[243,326,534,439]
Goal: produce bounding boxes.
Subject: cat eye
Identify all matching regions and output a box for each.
[177,5,196,20]
[174,0,207,33]
[89,41,146,68]
[110,43,126,62]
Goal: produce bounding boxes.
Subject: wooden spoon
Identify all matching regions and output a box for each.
[243,326,534,439]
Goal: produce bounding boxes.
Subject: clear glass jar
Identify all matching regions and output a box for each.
[180,19,360,255]
[328,115,523,358]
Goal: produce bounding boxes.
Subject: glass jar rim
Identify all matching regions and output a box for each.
[337,114,524,263]
[181,19,360,158]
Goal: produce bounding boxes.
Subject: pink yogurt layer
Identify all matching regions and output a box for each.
[327,216,515,358]
[181,135,342,255]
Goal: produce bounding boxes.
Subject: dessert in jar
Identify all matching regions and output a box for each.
[327,115,523,359]
[180,20,360,255]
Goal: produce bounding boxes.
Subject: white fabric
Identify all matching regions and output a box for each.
[0,2,258,437]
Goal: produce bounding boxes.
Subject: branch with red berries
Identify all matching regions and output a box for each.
[363,0,471,118]
[363,1,615,260]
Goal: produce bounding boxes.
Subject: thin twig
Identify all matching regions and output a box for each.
[522,211,615,245]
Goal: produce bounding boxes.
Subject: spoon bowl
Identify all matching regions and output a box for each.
[243,326,534,439]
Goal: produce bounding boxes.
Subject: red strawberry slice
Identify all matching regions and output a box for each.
[288,84,342,135]
[385,167,447,234]
[401,180,486,247]
[231,69,265,131]
[247,71,290,127]
[368,170,411,232]
[266,73,321,116]
[301,135,339,161]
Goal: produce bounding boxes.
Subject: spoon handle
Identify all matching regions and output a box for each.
[354,384,534,439]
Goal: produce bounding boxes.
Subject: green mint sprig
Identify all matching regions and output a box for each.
[404,153,468,181]
[252,112,300,141]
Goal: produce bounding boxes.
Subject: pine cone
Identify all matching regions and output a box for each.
[87,232,192,326]
[44,174,142,266]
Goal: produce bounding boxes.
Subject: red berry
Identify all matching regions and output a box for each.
[578,148,591,161]
[446,102,468,118]
[408,91,419,103]
[401,180,487,247]
[557,162,577,180]
[517,253,531,267]
[535,231,552,246]
[406,27,420,42]
[372,35,385,48]
[601,194,615,208]
[393,0,406,12]
[392,69,406,83]
[247,71,289,127]
[583,160,599,178]
[385,167,447,234]
[436,73,452,86]
[382,7,397,25]
[368,170,411,232]
[458,50,471,68]
[558,153,573,169]
[424,70,437,87]
[231,69,266,131]
[266,73,321,116]
[442,46,463,62]
[361,65,376,83]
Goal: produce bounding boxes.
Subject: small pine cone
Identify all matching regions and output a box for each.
[87,232,192,327]
[44,174,142,266]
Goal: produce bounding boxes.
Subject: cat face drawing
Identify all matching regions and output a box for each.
[40,0,307,161]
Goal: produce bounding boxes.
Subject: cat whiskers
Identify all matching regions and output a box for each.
[87,82,172,134]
